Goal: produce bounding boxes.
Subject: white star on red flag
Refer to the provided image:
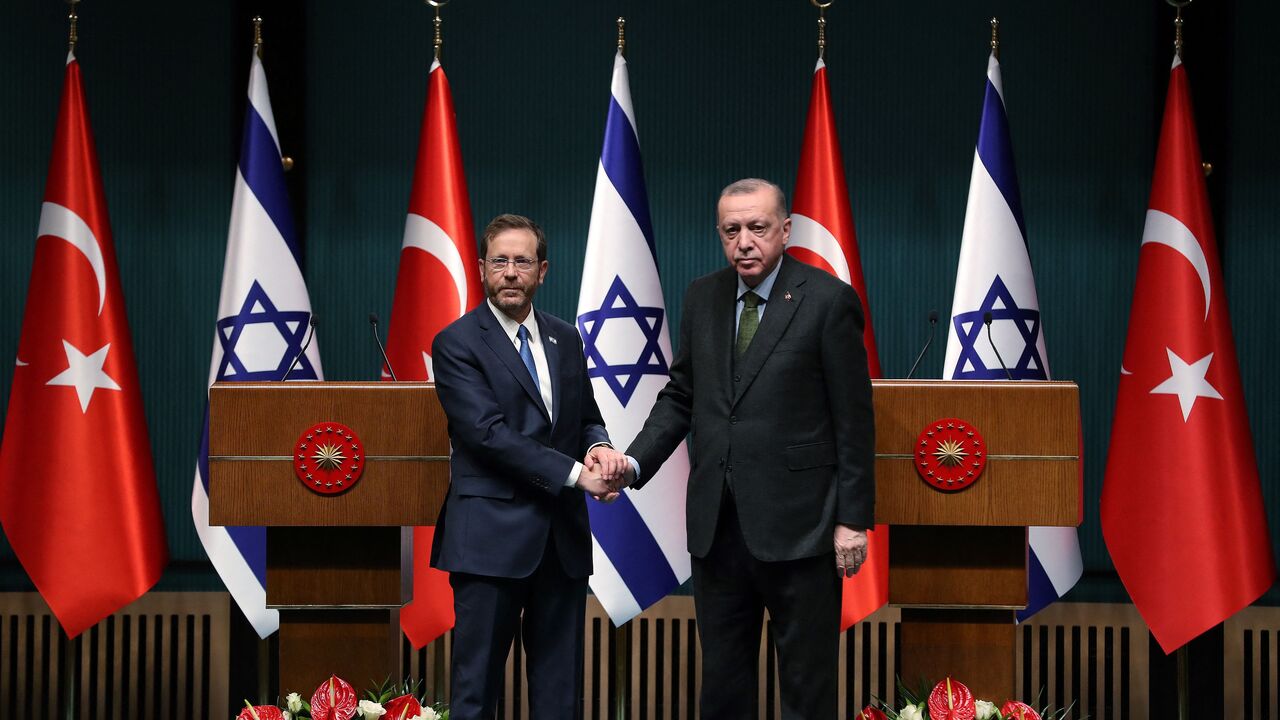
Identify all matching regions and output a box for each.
[45,340,121,413]
[1148,348,1222,422]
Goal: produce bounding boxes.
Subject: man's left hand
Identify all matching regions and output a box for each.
[834,524,869,578]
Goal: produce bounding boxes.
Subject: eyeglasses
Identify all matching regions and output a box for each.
[486,257,538,272]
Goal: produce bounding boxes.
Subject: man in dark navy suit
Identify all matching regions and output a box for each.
[429,214,624,720]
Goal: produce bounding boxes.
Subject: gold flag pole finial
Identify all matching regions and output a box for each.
[1167,0,1191,58]
[617,17,626,56]
[67,0,80,53]
[990,17,1000,59]
[427,0,449,61]
[252,16,263,59]
[811,0,833,60]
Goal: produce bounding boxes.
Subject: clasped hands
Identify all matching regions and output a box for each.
[576,445,634,502]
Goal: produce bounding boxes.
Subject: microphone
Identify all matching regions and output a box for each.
[905,309,939,379]
[281,315,318,381]
[983,311,1013,380]
[369,313,398,381]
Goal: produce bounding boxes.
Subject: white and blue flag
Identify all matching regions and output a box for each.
[191,51,322,637]
[576,51,691,625]
[942,53,1082,621]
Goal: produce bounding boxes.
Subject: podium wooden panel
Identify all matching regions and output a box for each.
[207,382,447,694]
[871,380,1081,701]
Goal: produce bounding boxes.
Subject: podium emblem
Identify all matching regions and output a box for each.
[294,422,364,495]
[914,418,987,492]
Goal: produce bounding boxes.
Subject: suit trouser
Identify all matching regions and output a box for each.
[692,493,841,720]
[448,534,587,720]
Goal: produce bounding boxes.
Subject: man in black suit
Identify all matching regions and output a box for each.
[430,214,621,720]
[620,179,875,719]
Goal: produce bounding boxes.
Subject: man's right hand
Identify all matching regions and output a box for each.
[576,466,619,503]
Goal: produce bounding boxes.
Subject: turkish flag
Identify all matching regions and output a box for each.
[0,54,167,637]
[1101,57,1275,653]
[788,59,888,629]
[388,59,484,648]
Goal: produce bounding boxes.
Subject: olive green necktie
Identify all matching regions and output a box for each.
[736,291,762,358]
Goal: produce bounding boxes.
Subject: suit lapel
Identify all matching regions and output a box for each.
[478,306,551,421]
[733,258,804,407]
[710,270,737,407]
[535,311,562,429]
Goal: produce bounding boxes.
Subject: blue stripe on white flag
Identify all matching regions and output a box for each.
[600,97,656,257]
[239,107,300,265]
[975,79,1027,242]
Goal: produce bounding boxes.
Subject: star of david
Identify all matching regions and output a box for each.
[951,275,1047,380]
[577,275,668,407]
[215,280,317,381]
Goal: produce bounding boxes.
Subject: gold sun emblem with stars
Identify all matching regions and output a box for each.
[932,439,967,467]
[312,443,347,471]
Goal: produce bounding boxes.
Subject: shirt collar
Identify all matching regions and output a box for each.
[737,258,783,303]
[487,299,540,344]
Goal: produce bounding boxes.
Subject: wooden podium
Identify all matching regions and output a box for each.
[872,380,1081,700]
[206,381,449,694]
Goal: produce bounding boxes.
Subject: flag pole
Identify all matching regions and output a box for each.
[595,17,636,720]
[426,0,448,62]
[1167,5,1193,717]
[990,17,1000,60]
[66,0,80,52]
[810,0,832,60]
[608,26,631,720]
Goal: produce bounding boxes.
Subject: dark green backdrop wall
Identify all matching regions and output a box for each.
[2,1,1277,606]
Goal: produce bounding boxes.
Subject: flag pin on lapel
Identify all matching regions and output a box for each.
[784,291,793,302]
[548,336,558,344]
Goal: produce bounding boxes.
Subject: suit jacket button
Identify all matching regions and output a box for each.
[725,465,733,474]
[734,374,741,382]
[730,416,738,424]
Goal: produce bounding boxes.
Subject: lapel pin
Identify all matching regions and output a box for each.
[784,291,793,302]
[548,336,558,345]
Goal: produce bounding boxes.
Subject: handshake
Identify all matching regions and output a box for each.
[575,445,635,503]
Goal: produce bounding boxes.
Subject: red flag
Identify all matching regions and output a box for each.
[388,59,484,648]
[788,58,888,629]
[0,55,167,637]
[1101,57,1275,653]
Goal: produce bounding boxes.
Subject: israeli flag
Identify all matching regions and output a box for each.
[190,51,322,637]
[576,51,691,625]
[942,53,1082,621]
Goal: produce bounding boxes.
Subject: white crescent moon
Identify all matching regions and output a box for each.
[37,201,107,316]
[788,213,851,284]
[1141,209,1211,321]
[402,213,470,321]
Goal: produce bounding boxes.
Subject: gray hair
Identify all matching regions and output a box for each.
[719,178,788,219]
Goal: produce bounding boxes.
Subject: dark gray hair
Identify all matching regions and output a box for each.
[480,213,547,262]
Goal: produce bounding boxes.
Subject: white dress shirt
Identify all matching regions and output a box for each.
[487,300,592,488]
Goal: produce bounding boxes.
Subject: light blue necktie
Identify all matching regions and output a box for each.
[517,325,541,392]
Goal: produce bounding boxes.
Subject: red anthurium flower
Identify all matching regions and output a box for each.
[1000,700,1042,720]
[855,705,888,720]
[310,675,358,720]
[385,694,424,720]
[236,703,285,720]
[927,677,977,720]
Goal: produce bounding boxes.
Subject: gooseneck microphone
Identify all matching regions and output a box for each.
[281,315,318,381]
[369,313,398,381]
[905,309,939,379]
[983,311,1014,380]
